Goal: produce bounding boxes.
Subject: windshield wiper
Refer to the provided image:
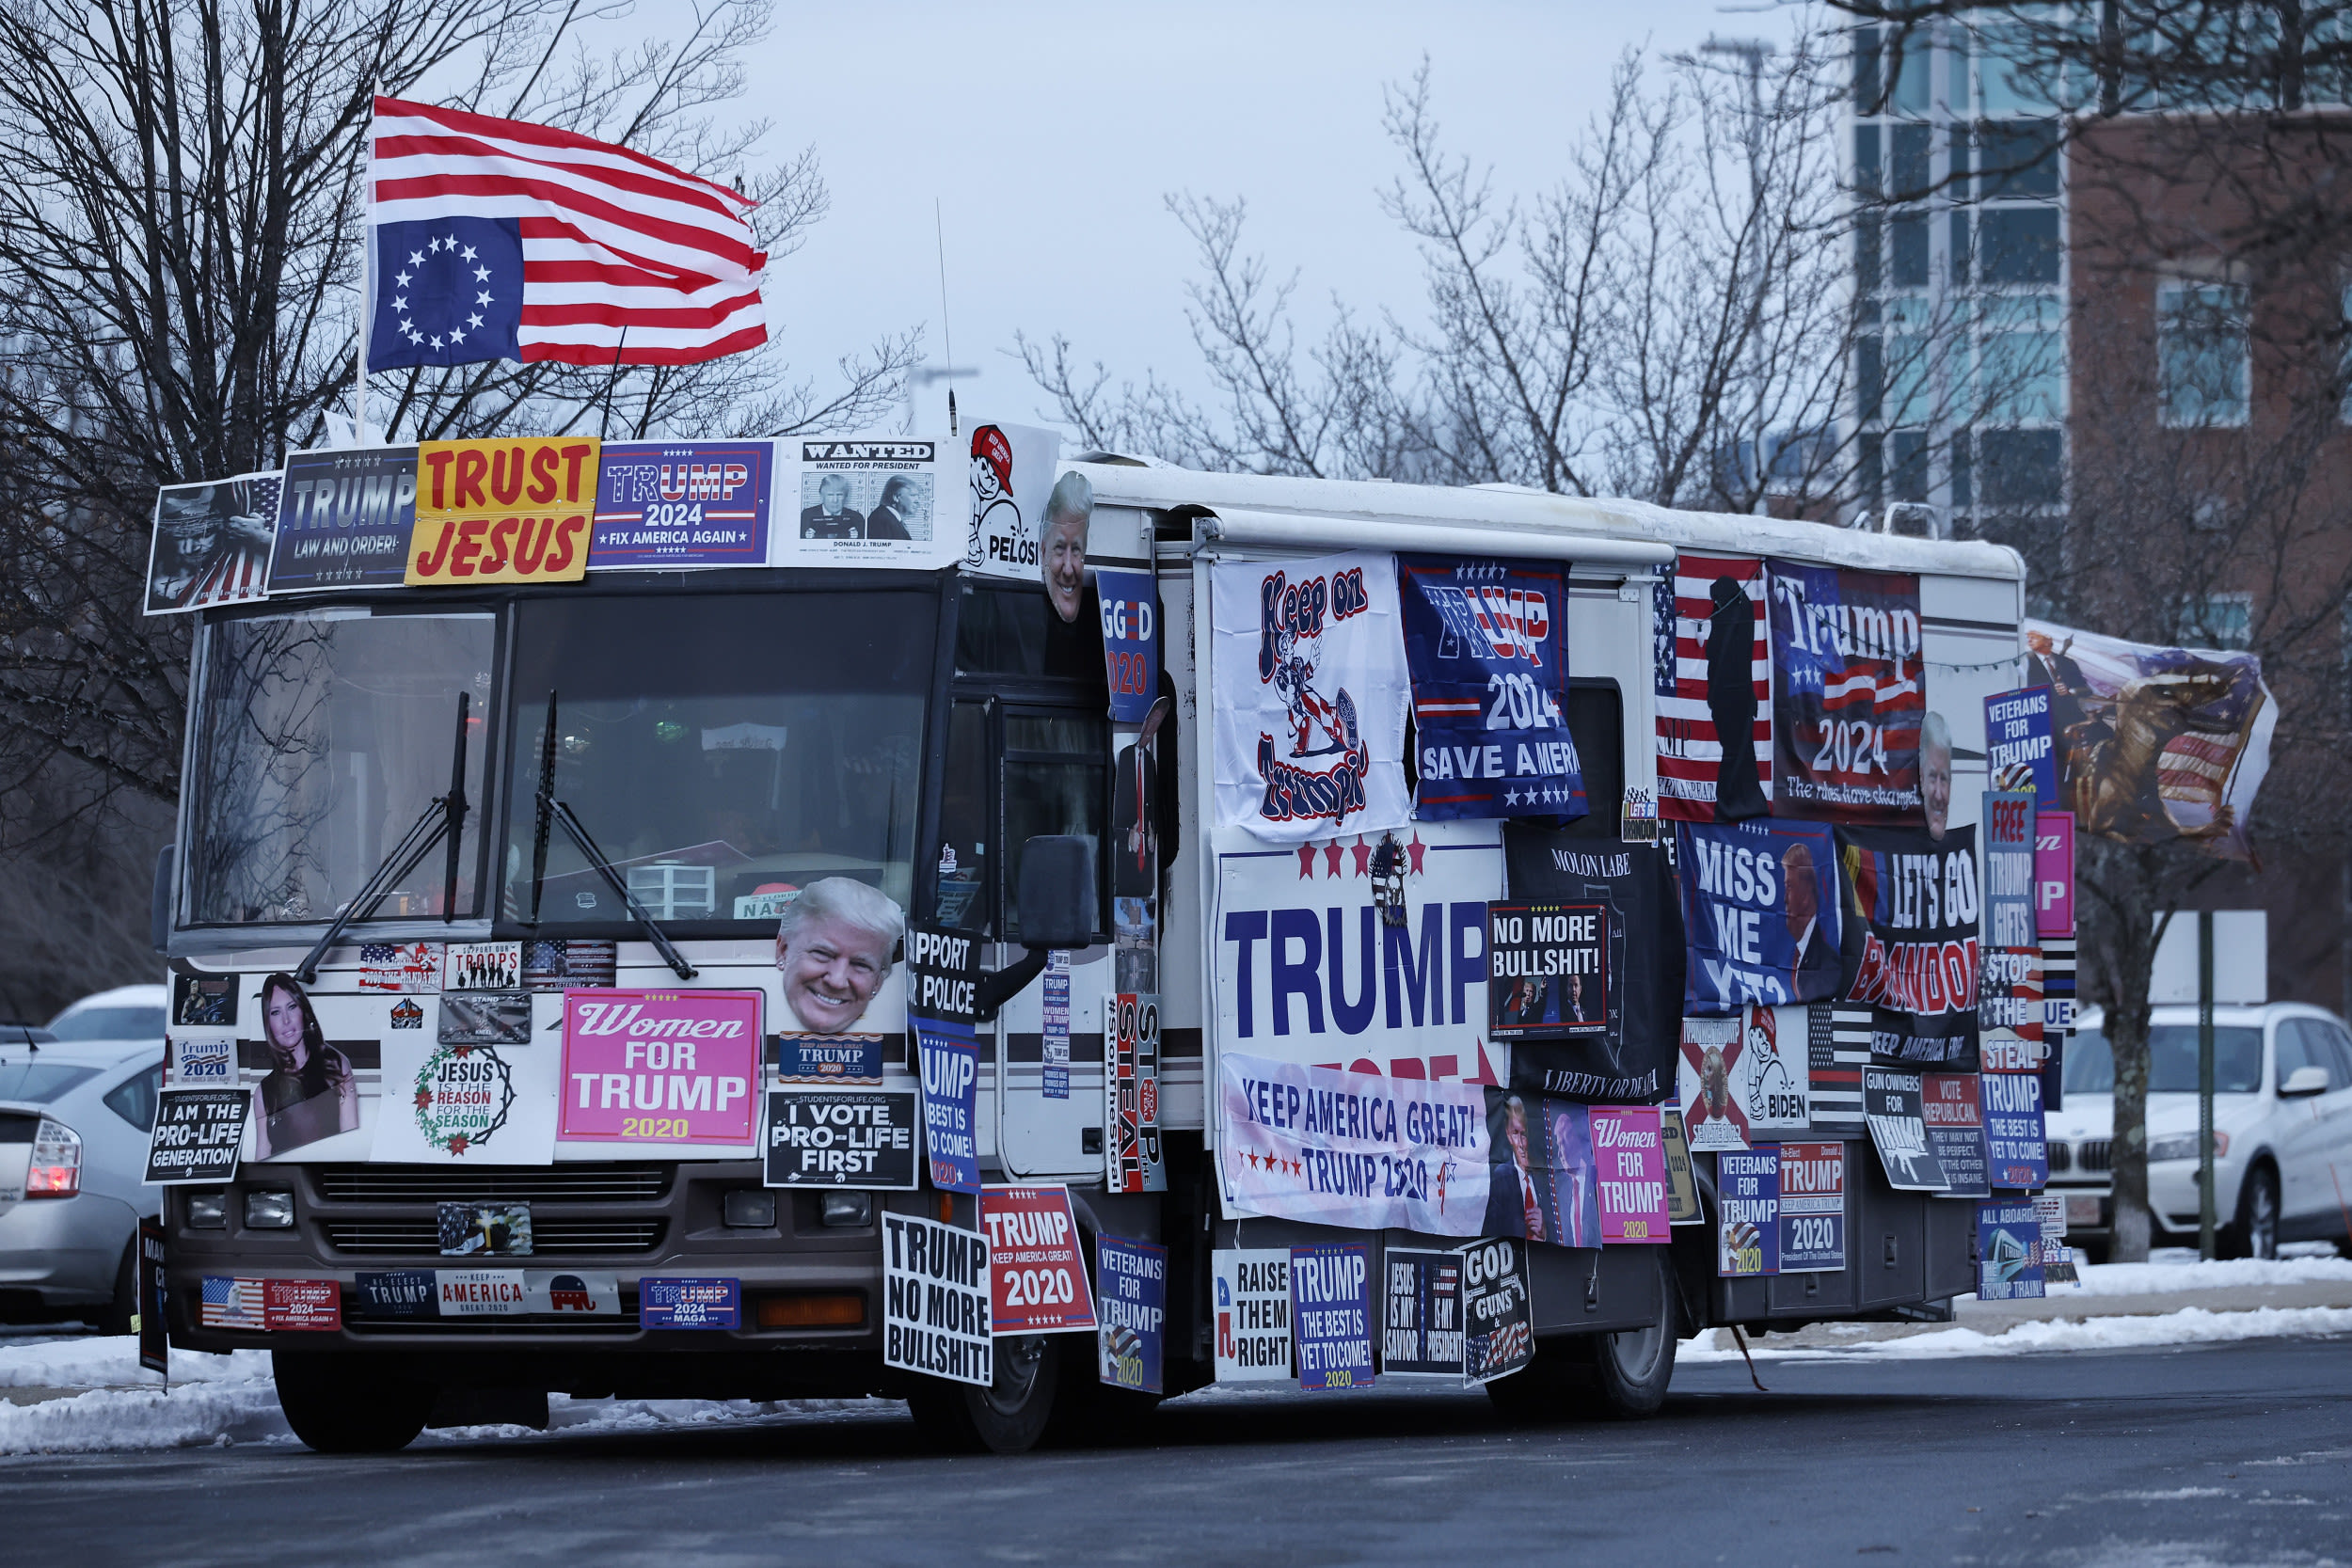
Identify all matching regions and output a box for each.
[297,690,472,983]
[526,689,696,981]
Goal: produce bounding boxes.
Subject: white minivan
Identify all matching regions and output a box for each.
[2046,1003,2352,1259]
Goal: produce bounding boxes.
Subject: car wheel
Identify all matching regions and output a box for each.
[272,1352,434,1453]
[1584,1252,1680,1420]
[906,1332,1059,1454]
[86,1240,137,1337]
[2223,1164,2280,1261]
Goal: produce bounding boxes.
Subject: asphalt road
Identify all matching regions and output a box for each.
[14,1337,2352,1567]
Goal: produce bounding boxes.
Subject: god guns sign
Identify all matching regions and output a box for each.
[407,437,598,584]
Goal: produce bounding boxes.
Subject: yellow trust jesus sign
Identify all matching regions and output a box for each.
[406,437,599,584]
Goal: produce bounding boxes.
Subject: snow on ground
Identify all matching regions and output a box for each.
[2061,1257,2352,1296]
[1679,1305,2352,1364]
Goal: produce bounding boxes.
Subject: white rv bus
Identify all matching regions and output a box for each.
[158,453,2026,1452]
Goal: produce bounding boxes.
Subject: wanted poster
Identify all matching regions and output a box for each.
[909,928,981,1194]
[371,1038,559,1164]
[145,1088,250,1184]
[1398,554,1584,821]
[882,1212,992,1387]
[147,471,279,614]
[1106,992,1166,1194]
[1654,554,1772,822]
[1501,829,1685,1103]
[1212,1248,1294,1383]
[1459,1237,1534,1385]
[1380,1249,1464,1377]
[764,1089,917,1188]
[1984,1071,2049,1188]
[1486,903,1608,1041]
[1838,822,1983,1066]
[1590,1105,1669,1244]
[1095,1234,1168,1395]
[1209,551,1413,842]
[1864,1067,1949,1191]
[1777,1141,1846,1272]
[963,421,1060,579]
[1677,817,1842,1011]
[1767,562,1927,822]
[1289,1243,1375,1390]
[981,1185,1097,1335]
[267,447,415,592]
[1923,1074,1989,1196]
[1717,1147,1780,1276]
[788,438,943,565]
[590,440,771,568]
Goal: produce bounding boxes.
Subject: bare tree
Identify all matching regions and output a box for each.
[0,0,914,1013]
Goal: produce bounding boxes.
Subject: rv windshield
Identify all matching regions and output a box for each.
[185,609,494,926]
[502,590,932,927]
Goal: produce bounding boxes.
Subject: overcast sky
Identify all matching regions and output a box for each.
[744,0,1813,437]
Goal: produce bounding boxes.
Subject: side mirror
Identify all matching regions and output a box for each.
[151,844,175,955]
[2279,1065,2329,1098]
[1017,835,1096,948]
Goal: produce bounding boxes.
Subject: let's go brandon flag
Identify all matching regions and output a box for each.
[365,95,766,370]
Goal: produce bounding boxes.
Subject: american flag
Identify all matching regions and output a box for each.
[1652,554,1772,822]
[366,95,766,370]
[201,1275,266,1330]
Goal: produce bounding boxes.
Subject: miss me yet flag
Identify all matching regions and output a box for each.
[366,96,767,370]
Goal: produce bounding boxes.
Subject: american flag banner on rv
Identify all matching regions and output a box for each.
[1652,554,1772,823]
[365,95,767,370]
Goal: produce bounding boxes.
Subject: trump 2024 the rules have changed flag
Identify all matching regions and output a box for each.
[1767,562,1927,823]
[1397,555,1586,821]
[367,96,767,370]
[1212,552,1412,842]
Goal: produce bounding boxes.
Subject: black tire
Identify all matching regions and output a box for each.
[87,1239,136,1337]
[273,1353,434,1454]
[905,1332,1060,1454]
[1586,1293,1678,1419]
[2222,1164,2280,1260]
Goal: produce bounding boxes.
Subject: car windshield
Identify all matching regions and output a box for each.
[501,590,932,926]
[46,1006,166,1041]
[2063,1024,2264,1095]
[185,608,494,925]
[0,1062,100,1102]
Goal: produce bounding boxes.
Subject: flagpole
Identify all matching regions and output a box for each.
[354,87,376,445]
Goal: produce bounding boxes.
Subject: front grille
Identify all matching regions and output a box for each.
[2076,1139,2113,1172]
[322,1218,668,1257]
[2047,1142,2072,1174]
[312,1164,673,1202]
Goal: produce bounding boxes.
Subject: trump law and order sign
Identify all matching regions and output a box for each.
[407,437,598,584]
[558,990,761,1147]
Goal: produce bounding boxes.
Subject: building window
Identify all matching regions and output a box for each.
[1891,31,1933,114]
[1981,208,2060,284]
[1891,214,1931,287]
[1978,429,2064,506]
[2176,592,2252,650]
[1977,120,2059,198]
[1977,294,2066,424]
[2157,279,2250,427]
[2339,282,2352,422]
[1977,20,2062,116]
[1883,296,1935,426]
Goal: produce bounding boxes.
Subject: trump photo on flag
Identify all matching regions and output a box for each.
[365,96,767,370]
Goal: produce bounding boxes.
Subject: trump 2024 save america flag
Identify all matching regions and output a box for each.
[366,95,766,370]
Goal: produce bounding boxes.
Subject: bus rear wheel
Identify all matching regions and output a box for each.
[906,1332,1060,1454]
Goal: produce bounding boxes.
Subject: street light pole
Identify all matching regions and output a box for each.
[2198,910,2217,1259]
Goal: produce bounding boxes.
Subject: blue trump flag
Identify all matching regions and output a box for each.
[1677,818,1842,1014]
[1398,555,1585,821]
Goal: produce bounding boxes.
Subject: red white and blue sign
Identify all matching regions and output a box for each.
[1677,818,1843,1013]
[641,1275,741,1329]
[589,440,771,568]
[1096,567,1161,724]
[1288,1243,1375,1390]
[1095,1233,1169,1395]
[1398,556,1585,821]
[1984,686,2058,800]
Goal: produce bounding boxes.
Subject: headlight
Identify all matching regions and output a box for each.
[186,1190,229,1228]
[244,1190,295,1228]
[25,1117,81,1197]
[819,1192,872,1227]
[722,1189,776,1228]
[2149,1132,2229,1163]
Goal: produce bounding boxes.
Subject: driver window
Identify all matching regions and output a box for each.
[931,701,992,933]
[1002,709,1106,942]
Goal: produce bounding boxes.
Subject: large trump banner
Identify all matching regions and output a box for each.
[1768,562,1926,823]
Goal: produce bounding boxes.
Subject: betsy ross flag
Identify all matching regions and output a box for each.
[366,95,766,370]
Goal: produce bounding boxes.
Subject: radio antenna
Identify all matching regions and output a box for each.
[935,198,957,436]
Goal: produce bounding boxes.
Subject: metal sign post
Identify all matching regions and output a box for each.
[2198,911,2217,1259]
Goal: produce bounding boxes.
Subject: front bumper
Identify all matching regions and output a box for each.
[165,1161,905,1397]
[2047,1154,2245,1242]
[0,1193,134,1317]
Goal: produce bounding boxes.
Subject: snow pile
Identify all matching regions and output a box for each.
[2067,1257,2352,1297]
[0,1336,268,1389]
[1679,1304,2352,1363]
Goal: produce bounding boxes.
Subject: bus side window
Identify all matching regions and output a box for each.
[930,701,992,933]
[1002,709,1107,942]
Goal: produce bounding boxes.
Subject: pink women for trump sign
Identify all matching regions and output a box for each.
[558,990,762,1147]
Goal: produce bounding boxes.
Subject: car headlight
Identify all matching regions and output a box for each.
[2149,1131,2229,1163]
[185,1190,229,1228]
[244,1190,295,1229]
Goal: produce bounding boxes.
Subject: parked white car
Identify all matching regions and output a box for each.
[0,986,167,1330]
[2047,1003,2352,1260]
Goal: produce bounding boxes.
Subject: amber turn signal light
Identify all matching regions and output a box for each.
[755,1292,865,1329]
